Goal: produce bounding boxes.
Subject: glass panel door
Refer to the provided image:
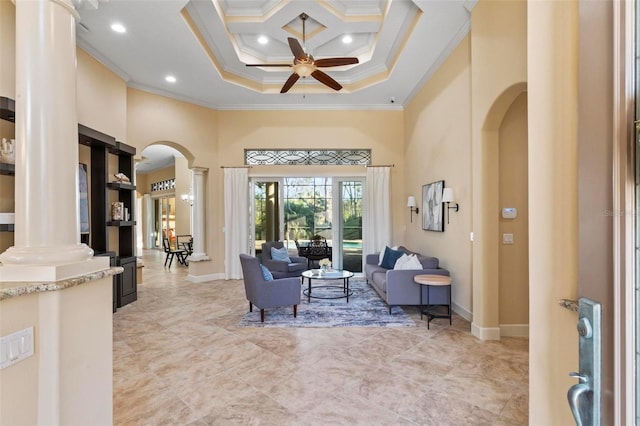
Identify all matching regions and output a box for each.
[251,180,282,255]
[284,177,333,251]
[153,196,176,249]
[338,180,363,272]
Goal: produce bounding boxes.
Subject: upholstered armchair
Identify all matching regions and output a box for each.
[239,254,301,322]
[261,241,307,279]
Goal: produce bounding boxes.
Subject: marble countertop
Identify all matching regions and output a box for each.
[0,266,123,301]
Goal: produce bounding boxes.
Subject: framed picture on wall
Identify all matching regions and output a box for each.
[422,180,444,232]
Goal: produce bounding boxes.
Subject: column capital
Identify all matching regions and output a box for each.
[51,0,80,20]
[192,167,208,175]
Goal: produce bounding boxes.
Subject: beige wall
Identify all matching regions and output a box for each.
[76,49,127,141]
[0,291,39,425]
[0,278,113,425]
[470,0,527,337]
[0,0,16,99]
[498,92,529,328]
[218,109,406,249]
[404,35,472,317]
[127,88,221,272]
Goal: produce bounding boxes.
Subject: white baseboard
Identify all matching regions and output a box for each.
[187,273,225,282]
[451,302,472,322]
[471,323,501,340]
[499,324,529,338]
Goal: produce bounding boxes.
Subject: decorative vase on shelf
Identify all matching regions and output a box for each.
[0,138,15,164]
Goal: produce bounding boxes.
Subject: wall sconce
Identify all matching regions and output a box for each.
[407,196,419,222]
[442,187,459,224]
[181,190,194,206]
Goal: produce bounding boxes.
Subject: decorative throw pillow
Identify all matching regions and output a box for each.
[393,253,410,270]
[380,247,404,269]
[260,264,273,281]
[271,246,291,263]
[378,245,399,265]
[395,254,424,270]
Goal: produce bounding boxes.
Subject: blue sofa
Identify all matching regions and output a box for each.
[364,246,450,314]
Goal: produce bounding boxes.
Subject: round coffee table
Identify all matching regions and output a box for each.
[301,269,354,303]
[414,274,452,329]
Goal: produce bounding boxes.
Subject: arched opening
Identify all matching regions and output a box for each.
[136,142,195,254]
[472,82,528,340]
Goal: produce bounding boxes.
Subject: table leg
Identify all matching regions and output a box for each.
[426,285,431,329]
[448,284,452,325]
[307,277,311,303]
[346,278,350,303]
[420,284,423,320]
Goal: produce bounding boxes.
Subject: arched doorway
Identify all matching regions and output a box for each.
[136,142,195,252]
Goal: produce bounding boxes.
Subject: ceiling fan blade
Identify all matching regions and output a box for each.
[281,73,300,93]
[314,57,359,67]
[311,70,342,91]
[246,64,292,67]
[288,37,306,61]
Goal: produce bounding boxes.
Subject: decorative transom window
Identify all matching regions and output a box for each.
[245,149,371,166]
[150,179,176,192]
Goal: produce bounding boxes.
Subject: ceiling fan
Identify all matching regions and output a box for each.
[246,13,359,93]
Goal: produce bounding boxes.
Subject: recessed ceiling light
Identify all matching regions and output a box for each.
[342,35,353,44]
[111,23,126,33]
[165,75,177,83]
[258,35,268,45]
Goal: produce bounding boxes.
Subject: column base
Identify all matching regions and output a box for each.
[0,258,109,282]
[0,243,94,265]
[187,253,210,262]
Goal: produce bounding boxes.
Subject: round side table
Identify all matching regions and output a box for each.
[414,274,452,329]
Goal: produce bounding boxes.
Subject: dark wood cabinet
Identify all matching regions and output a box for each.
[117,256,137,307]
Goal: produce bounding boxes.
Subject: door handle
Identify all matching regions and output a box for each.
[567,298,601,426]
[567,372,590,426]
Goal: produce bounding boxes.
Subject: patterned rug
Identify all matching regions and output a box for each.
[238,279,415,328]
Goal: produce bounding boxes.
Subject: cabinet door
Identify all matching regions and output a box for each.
[117,257,137,307]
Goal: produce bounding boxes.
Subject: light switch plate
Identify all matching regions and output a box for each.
[0,327,34,369]
[503,233,514,244]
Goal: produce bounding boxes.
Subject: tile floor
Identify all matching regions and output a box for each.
[113,250,528,425]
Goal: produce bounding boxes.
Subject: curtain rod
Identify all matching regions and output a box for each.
[365,164,395,168]
[220,166,252,168]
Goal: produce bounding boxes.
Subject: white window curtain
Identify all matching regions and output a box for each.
[363,166,391,258]
[224,168,249,279]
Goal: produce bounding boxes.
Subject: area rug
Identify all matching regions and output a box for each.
[238,279,415,328]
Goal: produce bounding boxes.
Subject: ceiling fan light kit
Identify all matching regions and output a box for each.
[246,13,358,93]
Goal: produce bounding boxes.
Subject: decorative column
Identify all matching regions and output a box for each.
[188,167,209,261]
[0,0,104,280]
[143,193,154,249]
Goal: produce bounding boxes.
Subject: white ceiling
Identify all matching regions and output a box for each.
[75,0,476,111]
[136,144,184,174]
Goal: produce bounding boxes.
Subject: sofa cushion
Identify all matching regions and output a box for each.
[417,255,439,269]
[271,246,291,263]
[381,247,404,269]
[287,262,306,272]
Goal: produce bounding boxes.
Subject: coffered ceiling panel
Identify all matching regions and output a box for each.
[76,0,476,110]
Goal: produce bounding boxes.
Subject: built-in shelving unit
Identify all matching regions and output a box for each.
[0,96,15,247]
[78,124,137,309]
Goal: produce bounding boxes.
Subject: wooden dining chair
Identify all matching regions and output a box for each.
[162,237,188,267]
